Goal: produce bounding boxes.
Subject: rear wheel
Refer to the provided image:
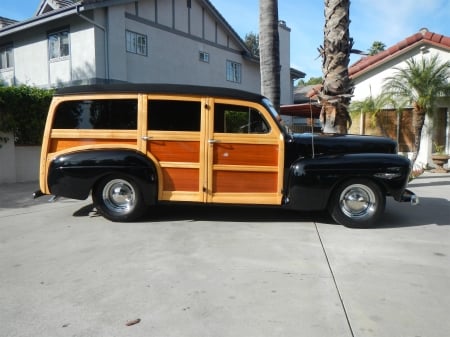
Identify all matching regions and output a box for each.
[329,179,385,228]
[93,175,146,222]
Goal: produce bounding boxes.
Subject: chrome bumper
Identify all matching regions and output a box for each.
[400,189,419,205]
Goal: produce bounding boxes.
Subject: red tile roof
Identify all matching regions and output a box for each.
[349,29,450,78]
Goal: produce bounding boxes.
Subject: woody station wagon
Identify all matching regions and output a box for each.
[34,84,418,228]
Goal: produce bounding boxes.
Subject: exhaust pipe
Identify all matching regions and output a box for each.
[33,190,44,199]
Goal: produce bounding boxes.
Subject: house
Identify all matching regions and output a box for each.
[349,28,450,168]
[0,0,303,104]
[0,0,305,184]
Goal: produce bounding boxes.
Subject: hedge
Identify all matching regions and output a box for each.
[0,85,54,146]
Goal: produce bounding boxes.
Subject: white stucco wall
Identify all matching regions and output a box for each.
[13,31,49,86]
[0,133,15,183]
[70,24,96,82]
[122,2,261,93]
[279,22,291,105]
[0,133,40,183]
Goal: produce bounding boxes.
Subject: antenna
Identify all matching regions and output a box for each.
[309,97,315,158]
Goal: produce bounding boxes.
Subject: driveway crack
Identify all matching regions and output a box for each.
[315,223,355,337]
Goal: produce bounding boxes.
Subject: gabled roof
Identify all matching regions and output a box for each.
[0,16,18,29]
[35,0,79,16]
[349,28,450,79]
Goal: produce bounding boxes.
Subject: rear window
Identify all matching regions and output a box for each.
[53,99,138,129]
[148,99,201,131]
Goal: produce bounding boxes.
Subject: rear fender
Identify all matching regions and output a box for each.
[48,149,158,204]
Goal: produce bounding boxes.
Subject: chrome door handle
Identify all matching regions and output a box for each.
[141,136,152,141]
[208,139,218,144]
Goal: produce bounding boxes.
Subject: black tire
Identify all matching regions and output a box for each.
[329,179,385,228]
[92,175,146,222]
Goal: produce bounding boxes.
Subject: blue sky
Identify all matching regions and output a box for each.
[2,0,450,79]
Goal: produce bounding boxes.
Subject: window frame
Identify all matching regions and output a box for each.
[48,29,70,61]
[52,99,138,130]
[199,51,209,63]
[226,60,242,83]
[126,30,148,56]
[0,43,14,70]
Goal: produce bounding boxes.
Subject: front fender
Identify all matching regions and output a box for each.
[48,149,157,204]
[284,153,412,211]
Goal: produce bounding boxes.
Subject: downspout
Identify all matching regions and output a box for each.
[76,5,110,81]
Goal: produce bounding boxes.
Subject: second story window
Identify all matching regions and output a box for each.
[126,30,147,56]
[0,44,14,69]
[48,30,70,60]
[199,51,209,63]
[226,60,241,83]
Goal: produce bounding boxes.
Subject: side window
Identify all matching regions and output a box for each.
[53,99,137,129]
[148,100,201,131]
[214,103,270,134]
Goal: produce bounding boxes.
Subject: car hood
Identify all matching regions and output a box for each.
[287,133,398,158]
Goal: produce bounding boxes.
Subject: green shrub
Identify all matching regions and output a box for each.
[0,85,54,145]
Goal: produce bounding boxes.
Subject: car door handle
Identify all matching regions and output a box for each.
[141,136,152,141]
[208,139,218,144]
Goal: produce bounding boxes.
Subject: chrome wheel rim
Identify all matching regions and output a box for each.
[339,184,377,219]
[102,179,136,214]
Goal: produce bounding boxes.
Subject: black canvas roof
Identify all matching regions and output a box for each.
[55,83,266,102]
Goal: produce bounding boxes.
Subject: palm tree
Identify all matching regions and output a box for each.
[368,41,386,56]
[259,0,280,111]
[319,0,354,133]
[383,55,450,164]
[244,32,259,58]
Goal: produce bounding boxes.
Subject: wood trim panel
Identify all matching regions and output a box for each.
[161,167,199,192]
[212,171,278,193]
[50,129,137,139]
[49,139,136,153]
[148,140,200,162]
[210,192,281,205]
[213,143,278,166]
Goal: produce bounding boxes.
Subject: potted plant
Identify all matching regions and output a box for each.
[431,143,450,173]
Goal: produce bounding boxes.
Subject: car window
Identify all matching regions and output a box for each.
[214,103,270,134]
[53,99,137,129]
[148,99,201,131]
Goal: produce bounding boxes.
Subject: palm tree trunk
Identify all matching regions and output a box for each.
[411,102,426,163]
[259,0,280,112]
[320,0,353,133]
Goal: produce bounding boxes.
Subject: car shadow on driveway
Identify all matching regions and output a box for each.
[73,202,334,224]
[72,196,449,228]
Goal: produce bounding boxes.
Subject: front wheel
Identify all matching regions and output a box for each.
[329,179,385,228]
[93,175,146,222]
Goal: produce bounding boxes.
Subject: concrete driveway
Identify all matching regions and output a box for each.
[1,173,449,337]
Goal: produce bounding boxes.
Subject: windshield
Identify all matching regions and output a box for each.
[262,98,293,136]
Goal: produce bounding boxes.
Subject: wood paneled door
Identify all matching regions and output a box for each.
[144,96,284,206]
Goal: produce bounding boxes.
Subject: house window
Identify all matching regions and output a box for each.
[226,60,241,83]
[199,51,209,63]
[0,44,14,69]
[126,30,147,56]
[48,30,70,60]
